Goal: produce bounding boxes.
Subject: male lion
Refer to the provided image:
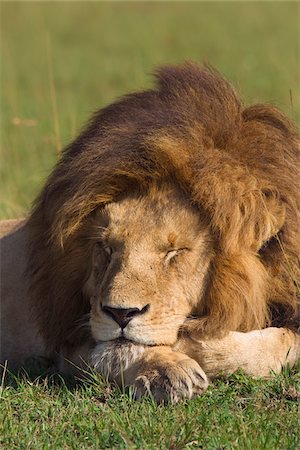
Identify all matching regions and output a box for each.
[1,63,299,403]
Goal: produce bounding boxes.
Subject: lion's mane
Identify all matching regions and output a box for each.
[27,62,300,354]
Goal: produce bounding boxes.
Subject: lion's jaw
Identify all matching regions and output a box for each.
[88,184,213,347]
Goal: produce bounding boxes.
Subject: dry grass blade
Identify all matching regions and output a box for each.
[0,360,8,399]
[46,32,61,155]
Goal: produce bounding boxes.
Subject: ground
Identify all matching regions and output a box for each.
[1,2,299,448]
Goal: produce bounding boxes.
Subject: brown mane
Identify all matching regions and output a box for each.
[27,62,300,353]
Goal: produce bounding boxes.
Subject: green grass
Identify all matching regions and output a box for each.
[1,366,300,449]
[1,2,300,449]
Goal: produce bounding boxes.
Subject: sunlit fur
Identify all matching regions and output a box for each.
[26,62,299,361]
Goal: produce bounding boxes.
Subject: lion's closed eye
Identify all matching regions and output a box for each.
[103,246,113,257]
[164,248,189,265]
[91,242,112,276]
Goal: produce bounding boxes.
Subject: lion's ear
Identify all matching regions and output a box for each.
[219,186,286,254]
[255,189,286,253]
[188,149,286,254]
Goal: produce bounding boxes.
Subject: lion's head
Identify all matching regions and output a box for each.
[27,62,300,356]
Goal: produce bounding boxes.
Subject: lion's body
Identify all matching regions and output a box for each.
[1,63,299,402]
[0,220,46,369]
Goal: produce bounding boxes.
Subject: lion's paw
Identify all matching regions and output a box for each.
[133,356,209,404]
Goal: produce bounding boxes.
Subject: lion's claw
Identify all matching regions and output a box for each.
[133,358,209,404]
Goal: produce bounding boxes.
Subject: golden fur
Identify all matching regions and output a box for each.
[1,62,299,402]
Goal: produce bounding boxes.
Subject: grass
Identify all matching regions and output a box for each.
[1,2,300,449]
[1,366,300,449]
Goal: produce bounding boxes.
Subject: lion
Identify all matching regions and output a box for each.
[1,62,299,403]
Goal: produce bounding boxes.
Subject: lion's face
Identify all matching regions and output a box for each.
[88,184,213,346]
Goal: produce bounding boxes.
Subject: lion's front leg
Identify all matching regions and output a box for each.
[91,341,209,403]
[174,328,300,379]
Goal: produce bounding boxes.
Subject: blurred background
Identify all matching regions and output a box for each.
[1,1,299,218]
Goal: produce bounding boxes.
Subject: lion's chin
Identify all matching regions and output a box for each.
[104,336,150,347]
[90,339,147,382]
[92,326,177,347]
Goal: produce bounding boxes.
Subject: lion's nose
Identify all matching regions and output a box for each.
[102,304,149,329]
